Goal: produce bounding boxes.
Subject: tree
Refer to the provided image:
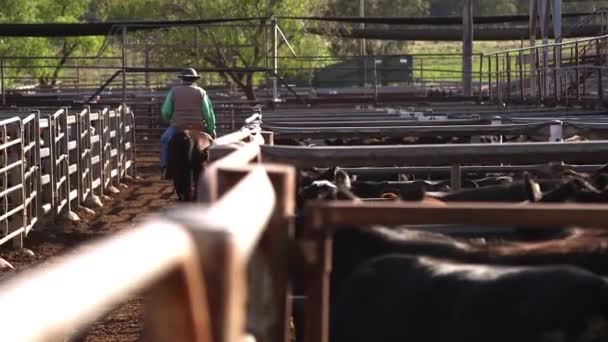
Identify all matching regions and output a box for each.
[324,0,429,56]
[35,0,107,86]
[99,0,330,100]
[0,0,107,88]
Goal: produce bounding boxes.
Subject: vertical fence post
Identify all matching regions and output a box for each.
[121,26,127,106]
[478,54,484,102]
[536,47,543,102]
[491,115,503,144]
[496,54,502,101]
[272,17,279,102]
[553,45,559,103]
[488,56,492,100]
[303,213,331,342]
[450,164,462,190]
[550,120,564,142]
[597,38,604,102]
[506,52,511,101]
[518,49,525,101]
[1,58,5,107]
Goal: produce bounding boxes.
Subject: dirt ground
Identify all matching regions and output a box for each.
[0,157,175,341]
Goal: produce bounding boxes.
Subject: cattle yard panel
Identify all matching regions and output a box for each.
[75,108,95,208]
[100,108,114,194]
[90,109,106,201]
[20,113,40,235]
[484,34,608,106]
[0,134,293,342]
[0,117,25,248]
[0,104,136,248]
[108,109,121,190]
[50,108,74,218]
[67,110,81,215]
[0,111,40,238]
[119,105,136,180]
[39,115,54,216]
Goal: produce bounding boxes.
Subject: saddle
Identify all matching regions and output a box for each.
[174,123,214,152]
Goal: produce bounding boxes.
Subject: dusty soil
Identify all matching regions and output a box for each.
[0,158,176,341]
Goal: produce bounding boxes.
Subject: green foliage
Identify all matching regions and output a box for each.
[99,0,331,99]
[324,0,429,55]
[0,0,107,87]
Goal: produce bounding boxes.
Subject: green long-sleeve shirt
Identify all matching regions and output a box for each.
[161,89,217,135]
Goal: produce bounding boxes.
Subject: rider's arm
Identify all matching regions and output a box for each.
[161,91,174,122]
[202,93,217,138]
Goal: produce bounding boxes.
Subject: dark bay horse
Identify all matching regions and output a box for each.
[166,125,213,201]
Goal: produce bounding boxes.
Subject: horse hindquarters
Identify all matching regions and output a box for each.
[168,132,193,201]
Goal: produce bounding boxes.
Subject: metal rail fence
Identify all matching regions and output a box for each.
[0,105,136,248]
[5,123,608,342]
[484,34,608,106]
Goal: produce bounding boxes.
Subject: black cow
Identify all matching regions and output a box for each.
[331,254,608,342]
[167,129,212,202]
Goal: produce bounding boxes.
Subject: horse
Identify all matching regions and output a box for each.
[166,124,213,202]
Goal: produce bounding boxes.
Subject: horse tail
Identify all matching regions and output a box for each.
[167,130,190,180]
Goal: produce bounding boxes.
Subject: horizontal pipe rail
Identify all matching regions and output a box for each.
[261,141,608,167]
[306,201,608,229]
[0,220,212,342]
[267,122,552,139]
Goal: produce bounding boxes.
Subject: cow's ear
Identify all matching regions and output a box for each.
[524,172,543,202]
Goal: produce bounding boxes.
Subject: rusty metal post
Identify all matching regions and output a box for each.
[462,0,473,96]
[479,53,484,102]
[121,26,127,106]
[76,59,80,97]
[215,165,295,342]
[574,42,581,102]
[488,56,492,99]
[553,46,559,103]
[536,47,543,101]
[495,54,500,102]
[1,58,5,107]
[519,49,525,100]
[451,165,462,190]
[550,120,564,142]
[597,38,604,102]
[506,52,512,100]
[272,17,279,102]
[302,213,332,342]
[492,115,503,144]
[261,131,275,146]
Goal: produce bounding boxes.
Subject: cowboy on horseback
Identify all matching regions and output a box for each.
[160,67,217,179]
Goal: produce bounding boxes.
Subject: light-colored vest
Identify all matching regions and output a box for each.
[170,84,206,127]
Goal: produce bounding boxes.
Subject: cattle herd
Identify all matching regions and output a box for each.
[264,106,608,342]
[292,164,608,342]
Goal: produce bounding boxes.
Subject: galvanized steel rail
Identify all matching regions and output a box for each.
[0,105,136,248]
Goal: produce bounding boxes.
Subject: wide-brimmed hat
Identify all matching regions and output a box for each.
[178,67,201,80]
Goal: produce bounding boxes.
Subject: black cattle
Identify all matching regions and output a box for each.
[167,129,212,202]
[425,174,546,203]
[350,179,451,199]
[291,174,608,342]
[331,254,608,342]
[296,169,357,211]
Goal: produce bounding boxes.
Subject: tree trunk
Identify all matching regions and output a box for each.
[243,72,256,100]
